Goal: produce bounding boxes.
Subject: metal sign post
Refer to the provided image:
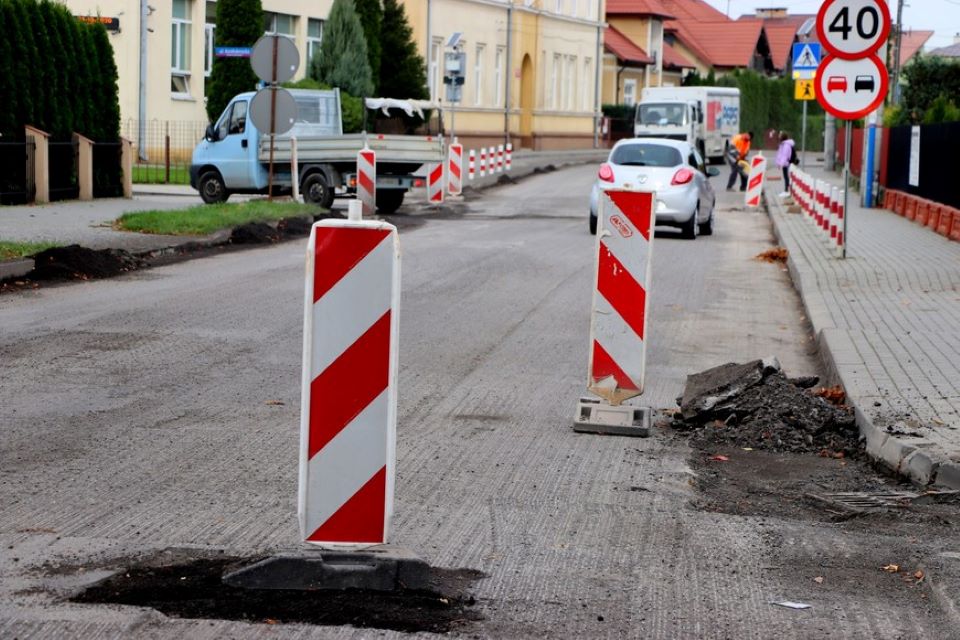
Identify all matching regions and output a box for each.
[250,35,300,200]
[792,43,820,172]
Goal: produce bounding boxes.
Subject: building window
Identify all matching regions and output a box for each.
[430,38,443,101]
[307,19,324,69]
[204,2,215,78]
[623,78,637,106]
[495,47,504,107]
[171,0,192,95]
[474,44,485,106]
[264,12,295,35]
[551,54,561,109]
[555,0,563,14]
[567,55,577,110]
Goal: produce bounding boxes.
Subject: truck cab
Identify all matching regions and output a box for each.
[190,89,342,203]
[634,101,701,147]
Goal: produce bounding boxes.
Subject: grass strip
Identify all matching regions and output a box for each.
[0,240,61,261]
[115,200,320,236]
[132,164,191,185]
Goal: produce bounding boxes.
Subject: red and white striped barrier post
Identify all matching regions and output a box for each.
[479,147,487,177]
[505,143,512,171]
[813,180,823,228]
[357,147,376,217]
[497,144,504,173]
[447,143,463,196]
[836,189,846,258]
[821,183,831,234]
[468,149,475,181]
[299,207,400,546]
[574,189,655,436]
[489,146,496,174]
[744,154,766,208]
[829,186,840,240]
[427,163,444,204]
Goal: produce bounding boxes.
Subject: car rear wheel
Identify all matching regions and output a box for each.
[682,206,699,240]
[376,189,405,214]
[699,207,715,236]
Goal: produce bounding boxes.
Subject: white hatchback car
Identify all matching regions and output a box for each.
[589,138,720,238]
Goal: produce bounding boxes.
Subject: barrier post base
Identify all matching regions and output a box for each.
[222,546,431,592]
[573,397,652,437]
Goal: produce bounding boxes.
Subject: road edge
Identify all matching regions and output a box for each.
[763,189,960,490]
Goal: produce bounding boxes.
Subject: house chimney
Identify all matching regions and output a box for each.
[756,7,788,19]
[955,32,960,45]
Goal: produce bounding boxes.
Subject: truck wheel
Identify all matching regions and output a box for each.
[199,171,229,204]
[376,190,405,214]
[303,172,335,209]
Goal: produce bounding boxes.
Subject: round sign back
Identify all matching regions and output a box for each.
[250,35,300,84]
[815,54,888,120]
[816,0,891,59]
[249,87,298,136]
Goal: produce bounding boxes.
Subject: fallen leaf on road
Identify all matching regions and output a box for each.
[914,570,925,581]
[265,400,285,406]
[813,576,824,584]
[814,386,846,405]
[742,447,754,452]
[755,247,789,263]
[265,618,278,625]
[882,564,900,573]
[708,455,730,462]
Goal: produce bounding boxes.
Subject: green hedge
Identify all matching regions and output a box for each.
[0,0,119,141]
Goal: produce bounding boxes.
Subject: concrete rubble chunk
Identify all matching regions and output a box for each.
[679,358,780,422]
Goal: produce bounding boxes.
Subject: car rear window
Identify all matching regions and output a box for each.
[611,144,683,167]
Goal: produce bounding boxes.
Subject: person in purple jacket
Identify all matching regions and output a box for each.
[775,131,798,198]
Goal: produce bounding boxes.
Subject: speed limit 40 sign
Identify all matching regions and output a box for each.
[817,0,891,59]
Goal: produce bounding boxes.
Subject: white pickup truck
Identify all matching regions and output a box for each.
[190,89,445,213]
[634,86,740,163]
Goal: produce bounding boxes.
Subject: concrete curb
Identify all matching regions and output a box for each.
[763,190,960,489]
[0,258,34,281]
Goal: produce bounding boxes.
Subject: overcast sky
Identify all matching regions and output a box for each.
[702,0,960,49]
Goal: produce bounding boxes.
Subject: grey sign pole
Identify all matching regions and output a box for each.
[800,100,808,171]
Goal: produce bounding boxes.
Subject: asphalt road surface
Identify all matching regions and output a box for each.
[1,165,955,638]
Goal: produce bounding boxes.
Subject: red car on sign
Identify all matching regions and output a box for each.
[827,76,847,92]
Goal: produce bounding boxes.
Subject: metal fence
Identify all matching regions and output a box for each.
[886,122,960,210]
[121,119,208,184]
[0,139,35,205]
[48,139,79,202]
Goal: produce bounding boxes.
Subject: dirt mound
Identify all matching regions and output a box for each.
[230,222,280,244]
[533,164,557,174]
[277,216,313,238]
[29,245,144,280]
[496,174,518,185]
[670,358,859,455]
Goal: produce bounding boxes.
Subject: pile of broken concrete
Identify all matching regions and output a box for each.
[670,358,859,455]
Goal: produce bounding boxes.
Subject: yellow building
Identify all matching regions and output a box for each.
[63,0,605,155]
[402,0,605,149]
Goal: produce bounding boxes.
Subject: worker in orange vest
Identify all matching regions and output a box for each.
[726,131,753,192]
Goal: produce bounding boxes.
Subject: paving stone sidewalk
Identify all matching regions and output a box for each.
[765,162,960,489]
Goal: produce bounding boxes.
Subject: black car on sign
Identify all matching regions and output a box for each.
[854,75,875,93]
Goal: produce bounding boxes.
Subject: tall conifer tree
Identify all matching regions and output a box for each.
[206,0,263,121]
[310,0,374,98]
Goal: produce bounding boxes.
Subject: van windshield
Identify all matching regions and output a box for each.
[637,103,687,127]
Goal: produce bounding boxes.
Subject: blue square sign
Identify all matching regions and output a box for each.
[793,43,821,71]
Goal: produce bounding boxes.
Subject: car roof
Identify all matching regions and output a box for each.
[611,138,693,153]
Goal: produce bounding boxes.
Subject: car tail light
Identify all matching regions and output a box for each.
[671,168,694,185]
[598,163,615,183]
[414,178,425,188]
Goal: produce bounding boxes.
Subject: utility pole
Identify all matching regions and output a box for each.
[890,0,905,104]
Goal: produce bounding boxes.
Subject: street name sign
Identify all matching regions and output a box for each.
[215,46,252,58]
[816,0,891,59]
[816,54,888,119]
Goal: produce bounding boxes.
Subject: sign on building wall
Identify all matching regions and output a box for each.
[909,126,920,187]
[75,15,120,31]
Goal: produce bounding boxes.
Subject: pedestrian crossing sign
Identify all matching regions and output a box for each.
[792,42,821,79]
[795,79,816,101]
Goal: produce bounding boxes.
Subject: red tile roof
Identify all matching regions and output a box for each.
[606,0,674,18]
[662,42,695,69]
[658,0,729,23]
[604,26,654,66]
[668,19,765,68]
[765,24,799,71]
[898,31,935,66]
